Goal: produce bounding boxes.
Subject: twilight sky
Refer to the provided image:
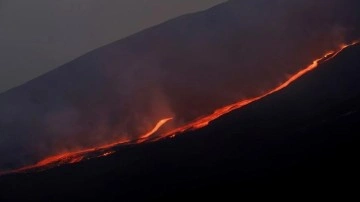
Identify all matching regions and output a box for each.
[0,0,226,93]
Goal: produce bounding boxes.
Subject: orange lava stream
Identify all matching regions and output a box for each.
[1,118,173,175]
[1,41,358,176]
[140,118,173,139]
[160,41,360,139]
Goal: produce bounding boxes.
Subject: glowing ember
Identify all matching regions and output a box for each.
[0,41,358,176]
[99,151,115,157]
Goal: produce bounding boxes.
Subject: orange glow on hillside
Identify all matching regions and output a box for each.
[159,41,360,139]
[140,118,173,139]
[0,118,173,175]
[1,41,358,176]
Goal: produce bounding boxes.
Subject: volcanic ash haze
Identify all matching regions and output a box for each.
[0,0,360,171]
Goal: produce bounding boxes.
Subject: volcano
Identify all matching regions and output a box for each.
[1,0,360,173]
[0,0,360,200]
[1,35,360,202]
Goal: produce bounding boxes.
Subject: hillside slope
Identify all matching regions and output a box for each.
[0,44,359,201]
[1,0,360,171]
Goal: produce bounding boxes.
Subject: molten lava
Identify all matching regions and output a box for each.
[1,41,358,176]
[158,41,360,139]
[1,118,173,175]
[140,118,173,139]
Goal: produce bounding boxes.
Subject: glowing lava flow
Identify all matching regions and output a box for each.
[0,118,173,175]
[136,118,173,143]
[1,41,358,176]
[159,41,360,139]
[140,118,173,139]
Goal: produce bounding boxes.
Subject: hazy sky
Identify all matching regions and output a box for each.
[0,0,226,93]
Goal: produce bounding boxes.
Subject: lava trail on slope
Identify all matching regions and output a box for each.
[0,41,358,176]
[159,41,360,138]
[0,118,173,175]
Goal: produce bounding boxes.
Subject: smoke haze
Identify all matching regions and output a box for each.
[0,0,359,171]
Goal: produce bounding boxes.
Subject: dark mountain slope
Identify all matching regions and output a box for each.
[1,0,360,171]
[0,43,359,201]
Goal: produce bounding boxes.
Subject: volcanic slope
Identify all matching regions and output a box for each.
[1,0,360,171]
[1,44,359,201]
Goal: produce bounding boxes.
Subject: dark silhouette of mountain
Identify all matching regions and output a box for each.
[1,0,360,172]
[0,43,359,201]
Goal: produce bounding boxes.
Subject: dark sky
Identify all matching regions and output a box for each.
[0,0,226,93]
